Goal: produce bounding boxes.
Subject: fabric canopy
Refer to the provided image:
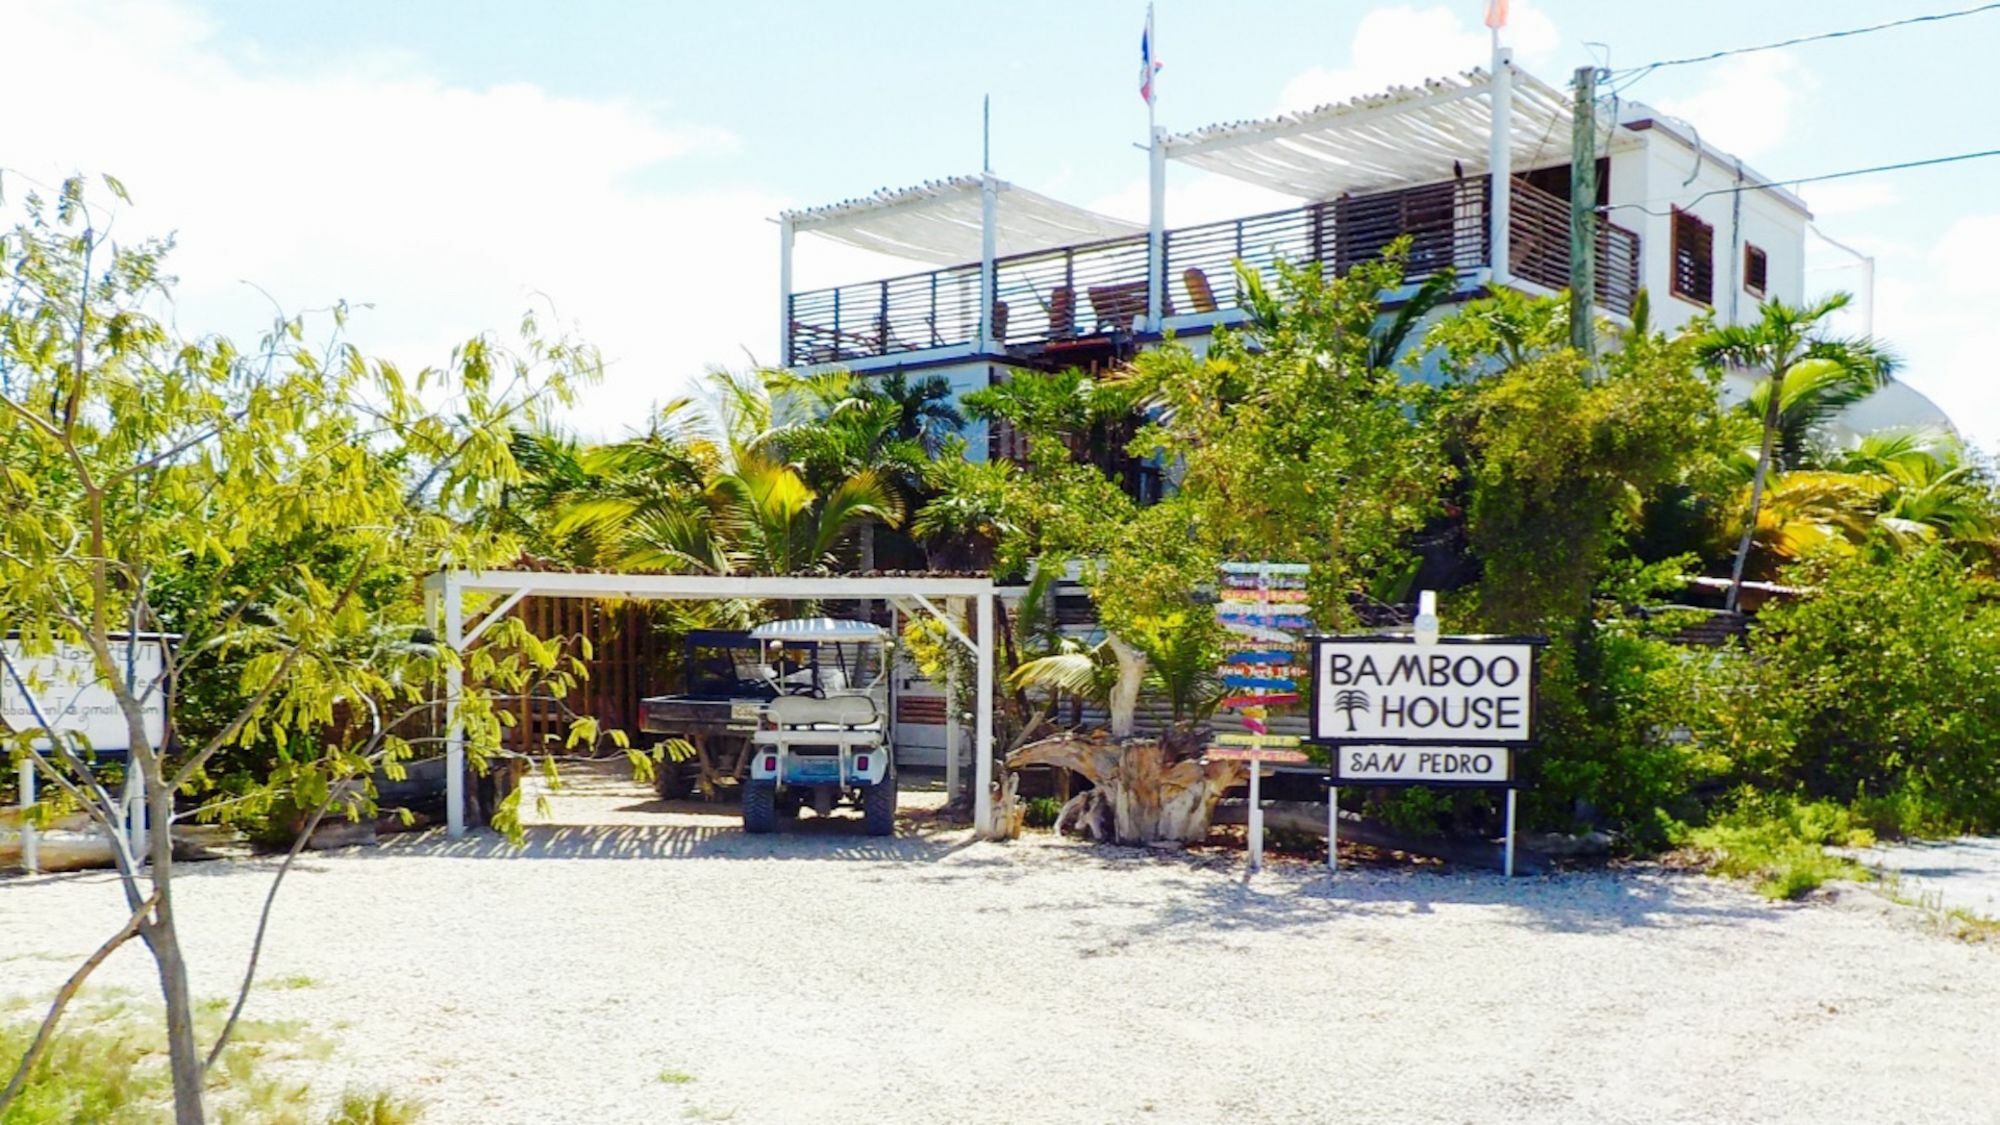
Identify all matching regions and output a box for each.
[782,176,1144,266]
[1162,66,1576,201]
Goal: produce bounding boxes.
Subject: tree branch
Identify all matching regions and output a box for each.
[0,890,160,1113]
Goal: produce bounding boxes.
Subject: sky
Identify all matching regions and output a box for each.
[5,0,1999,450]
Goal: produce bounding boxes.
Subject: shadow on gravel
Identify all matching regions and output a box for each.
[1124,863,1779,937]
[338,823,986,864]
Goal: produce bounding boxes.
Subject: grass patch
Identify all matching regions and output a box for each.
[657,1069,696,1086]
[325,1090,424,1125]
[1682,797,1873,900]
[265,974,318,991]
[0,995,413,1124]
[1873,867,2000,944]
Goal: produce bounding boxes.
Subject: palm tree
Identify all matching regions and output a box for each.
[870,371,967,457]
[1698,295,1896,611]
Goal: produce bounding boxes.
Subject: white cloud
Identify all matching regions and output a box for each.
[2,0,777,439]
[1811,213,2000,453]
[1276,2,1559,112]
[1650,52,1813,164]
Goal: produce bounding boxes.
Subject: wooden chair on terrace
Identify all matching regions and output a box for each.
[1182,267,1218,314]
[1048,286,1076,337]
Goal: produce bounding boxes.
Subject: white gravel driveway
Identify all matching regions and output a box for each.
[3,781,1998,1124]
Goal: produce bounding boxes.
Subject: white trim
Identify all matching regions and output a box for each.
[463,587,531,648]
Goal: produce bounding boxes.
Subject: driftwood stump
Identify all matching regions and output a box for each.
[1008,736,1245,845]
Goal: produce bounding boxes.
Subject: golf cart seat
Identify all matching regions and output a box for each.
[751,694,883,747]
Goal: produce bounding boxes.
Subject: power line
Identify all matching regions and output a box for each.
[1601,147,2000,217]
[1609,3,2000,93]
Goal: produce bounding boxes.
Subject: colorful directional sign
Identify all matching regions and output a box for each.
[1212,562,1310,756]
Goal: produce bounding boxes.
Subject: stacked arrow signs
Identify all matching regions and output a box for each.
[1210,562,1311,765]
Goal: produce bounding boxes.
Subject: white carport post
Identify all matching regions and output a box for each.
[1488,48,1513,287]
[944,598,961,801]
[973,592,995,835]
[441,571,466,838]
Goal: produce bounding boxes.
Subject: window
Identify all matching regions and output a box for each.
[1743,243,1769,298]
[1670,208,1715,305]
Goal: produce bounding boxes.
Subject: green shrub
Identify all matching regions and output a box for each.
[1022,797,1064,829]
[1695,548,2000,832]
[1683,795,1872,900]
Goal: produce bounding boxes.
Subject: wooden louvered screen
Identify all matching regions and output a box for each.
[1743,243,1769,298]
[1671,208,1715,305]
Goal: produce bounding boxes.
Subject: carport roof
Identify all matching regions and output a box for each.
[422,570,994,600]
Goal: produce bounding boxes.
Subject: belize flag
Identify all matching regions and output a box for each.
[1140,5,1162,104]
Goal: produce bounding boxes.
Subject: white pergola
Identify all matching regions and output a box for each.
[1159,56,1572,293]
[778,174,1143,359]
[421,569,1001,837]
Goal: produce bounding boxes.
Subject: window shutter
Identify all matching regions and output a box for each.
[1671,208,1715,305]
[1743,244,1768,297]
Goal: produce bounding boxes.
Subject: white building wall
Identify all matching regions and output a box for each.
[1612,122,1810,336]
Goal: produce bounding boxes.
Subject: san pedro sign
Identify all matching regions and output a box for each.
[1334,745,1512,784]
[1312,638,1536,745]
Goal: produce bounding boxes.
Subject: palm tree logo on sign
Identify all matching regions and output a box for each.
[1332,689,1369,733]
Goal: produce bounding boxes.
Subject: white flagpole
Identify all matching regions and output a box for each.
[1144,3,1165,332]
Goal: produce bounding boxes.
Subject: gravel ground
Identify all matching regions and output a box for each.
[4,766,1998,1124]
[1856,836,2000,921]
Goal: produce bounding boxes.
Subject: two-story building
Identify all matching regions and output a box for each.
[777,54,1950,462]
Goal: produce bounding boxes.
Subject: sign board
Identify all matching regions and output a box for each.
[1333,744,1512,785]
[1311,637,1537,746]
[1208,745,1311,764]
[1211,562,1310,759]
[0,638,167,752]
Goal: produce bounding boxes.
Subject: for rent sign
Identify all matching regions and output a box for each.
[1311,638,1536,746]
[1,637,167,752]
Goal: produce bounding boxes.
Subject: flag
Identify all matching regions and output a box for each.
[1140,6,1162,104]
[1484,0,1509,29]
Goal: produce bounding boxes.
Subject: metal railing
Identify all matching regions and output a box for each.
[787,173,1643,363]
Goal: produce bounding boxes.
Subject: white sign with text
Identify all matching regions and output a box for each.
[1,638,167,751]
[1335,744,1511,784]
[1313,640,1535,745]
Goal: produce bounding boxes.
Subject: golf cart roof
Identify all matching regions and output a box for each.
[749,617,890,643]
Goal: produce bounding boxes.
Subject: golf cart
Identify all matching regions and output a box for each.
[739,617,897,836]
[638,629,821,799]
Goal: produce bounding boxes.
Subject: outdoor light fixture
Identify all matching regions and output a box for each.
[1414,590,1440,646]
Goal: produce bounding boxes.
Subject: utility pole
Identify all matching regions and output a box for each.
[1568,65,1597,359]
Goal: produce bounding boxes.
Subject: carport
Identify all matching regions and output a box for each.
[420,569,1000,837]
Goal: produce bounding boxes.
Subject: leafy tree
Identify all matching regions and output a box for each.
[1697,295,1896,611]
[1428,291,1729,630]
[1121,255,1447,627]
[0,179,593,1122]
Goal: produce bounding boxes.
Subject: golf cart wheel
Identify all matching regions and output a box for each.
[743,781,778,834]
[862,773,897,837]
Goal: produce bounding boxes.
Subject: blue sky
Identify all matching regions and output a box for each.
[8,0,1999,447]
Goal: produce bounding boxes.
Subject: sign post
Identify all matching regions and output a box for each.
[17,757,35,877]
[1209,562,1311,873]
[1308,597,1542,877]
